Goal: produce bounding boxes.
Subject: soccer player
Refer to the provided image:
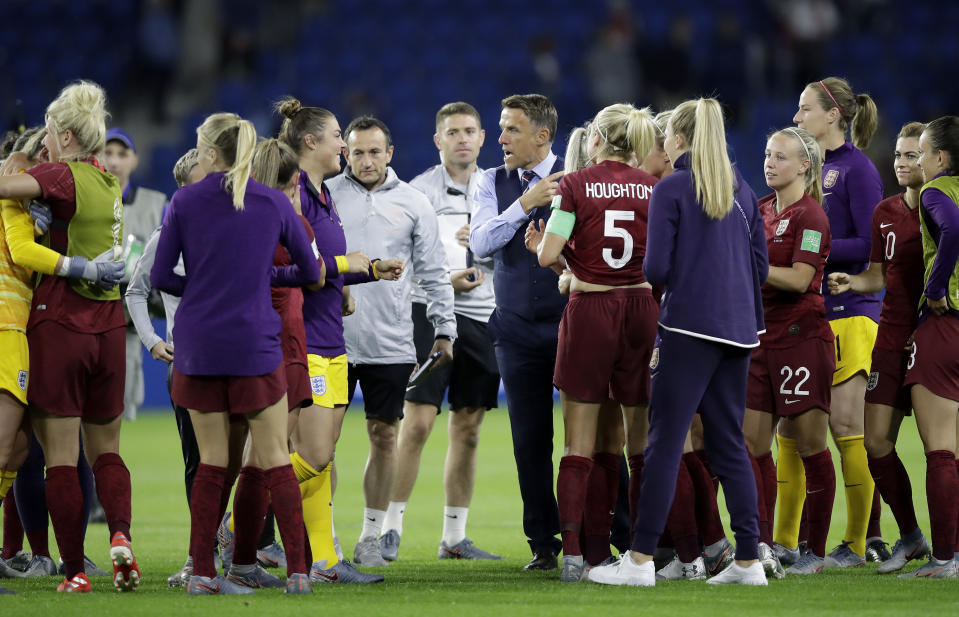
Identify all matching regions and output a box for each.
[381,102,502,562]
[782,77,883,567]
[329,116,455,568]
[525,103,658,582]
[827,121,931,574]
[899,116,959,579]
[0,82,138,594]
[275,98,396,584]
[151,112,321,595]
[125,148,209,587]
[589,98,768,587]
[743,127,835,576]
[470,94,567,571]
[102,128,167,423]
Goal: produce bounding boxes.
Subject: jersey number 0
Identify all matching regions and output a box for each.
[603,210,635,269]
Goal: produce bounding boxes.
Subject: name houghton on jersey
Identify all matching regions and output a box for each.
[584,182,653,200]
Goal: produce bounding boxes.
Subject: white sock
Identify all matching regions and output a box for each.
[360,508,386,540]
[442,506,469,546]
[383,501,407,536]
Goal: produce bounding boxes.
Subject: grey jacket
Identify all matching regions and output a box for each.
[409,164,495,323]
[125,226,182,351]
[329,167,456,365]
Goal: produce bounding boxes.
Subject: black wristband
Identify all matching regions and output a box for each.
[435,335,452,341]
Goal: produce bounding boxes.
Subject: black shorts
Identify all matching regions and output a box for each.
[404,303,501,412]
[348,362,416,422]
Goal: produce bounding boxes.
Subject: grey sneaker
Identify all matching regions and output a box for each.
[703,538,734,576]
[168,557,192,587]
[354,536,389,566]
[22,554,57,577]
[187,574,254,595]
[310,559,384,584]
[380,529,400,561]
[653,546,677,572]
[655,555,707,581]
[0,559,24,579]
[785,552,825,575]
[898,556,958,579]
[5,551,31,572]
[284,573,312,594]
[878,534,930,574]
[824,541,865,568]
[217,511,235,571]
[438,538,504,560]
[560,555,587,582]
[227,563,285,589]
[56,555,109,577]
[256,542,287,569]
[772,542,801,567]
[759,542,786,579]
[865,538,892,563]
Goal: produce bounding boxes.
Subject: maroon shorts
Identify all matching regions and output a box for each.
[285,361,312,412]
[864,346,912,413]
[904,314,959,403]
[746,337,834,416]
[172,363,287,415]
[27,321,124,420]
[554,288,658,405]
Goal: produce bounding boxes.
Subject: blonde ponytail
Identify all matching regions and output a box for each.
[225,120,255,209]
[252,138,300,190]
[197,113,258,210]
[45,80,109,159]
[672,98,733,219]
[624,106,656,164]
[564,124,591,173]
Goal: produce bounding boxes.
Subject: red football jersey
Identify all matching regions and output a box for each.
[869,194,923,351]
[558,160,657,286]
[758,193,833,347]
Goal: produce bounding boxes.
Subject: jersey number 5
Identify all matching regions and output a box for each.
[603,210,635,269]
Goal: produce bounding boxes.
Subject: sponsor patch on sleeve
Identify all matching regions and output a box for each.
[800,229,822,253]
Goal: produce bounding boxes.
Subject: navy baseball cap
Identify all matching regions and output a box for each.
[105,128,136,152]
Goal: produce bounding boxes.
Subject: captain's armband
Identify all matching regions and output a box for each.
[544,205,576,240]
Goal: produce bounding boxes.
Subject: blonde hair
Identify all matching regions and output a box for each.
[808,77,879,150]
[12,126,47,161]
[564,123,591,173]
[654,110,672,150]
[670,98,734,219]
[196,112,256,210]
[172,148,199,187]
[252,138,299,190]
[592,103,657,164]
[771,127,824,204]
[45,80,108,160]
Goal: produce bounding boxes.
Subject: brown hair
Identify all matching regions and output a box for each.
[435,102,482,130]
[501,94,558,143]
[275,96,335,154]
[923,116,959,173]
[898,121,926,140]
[808,77,879,149]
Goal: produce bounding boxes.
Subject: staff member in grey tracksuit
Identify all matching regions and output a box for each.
[378,102,502,563]
[329,116,456,567]
[102,128,168,422]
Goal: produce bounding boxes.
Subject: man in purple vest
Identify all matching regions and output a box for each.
[470,94,567,571]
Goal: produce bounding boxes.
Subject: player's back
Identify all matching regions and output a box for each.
[557,160,657,286]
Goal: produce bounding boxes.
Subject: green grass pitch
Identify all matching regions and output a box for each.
[0,406,953,615]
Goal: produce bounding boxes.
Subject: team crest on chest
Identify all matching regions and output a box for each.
[775,219,790,236]
[823,169,839,188]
